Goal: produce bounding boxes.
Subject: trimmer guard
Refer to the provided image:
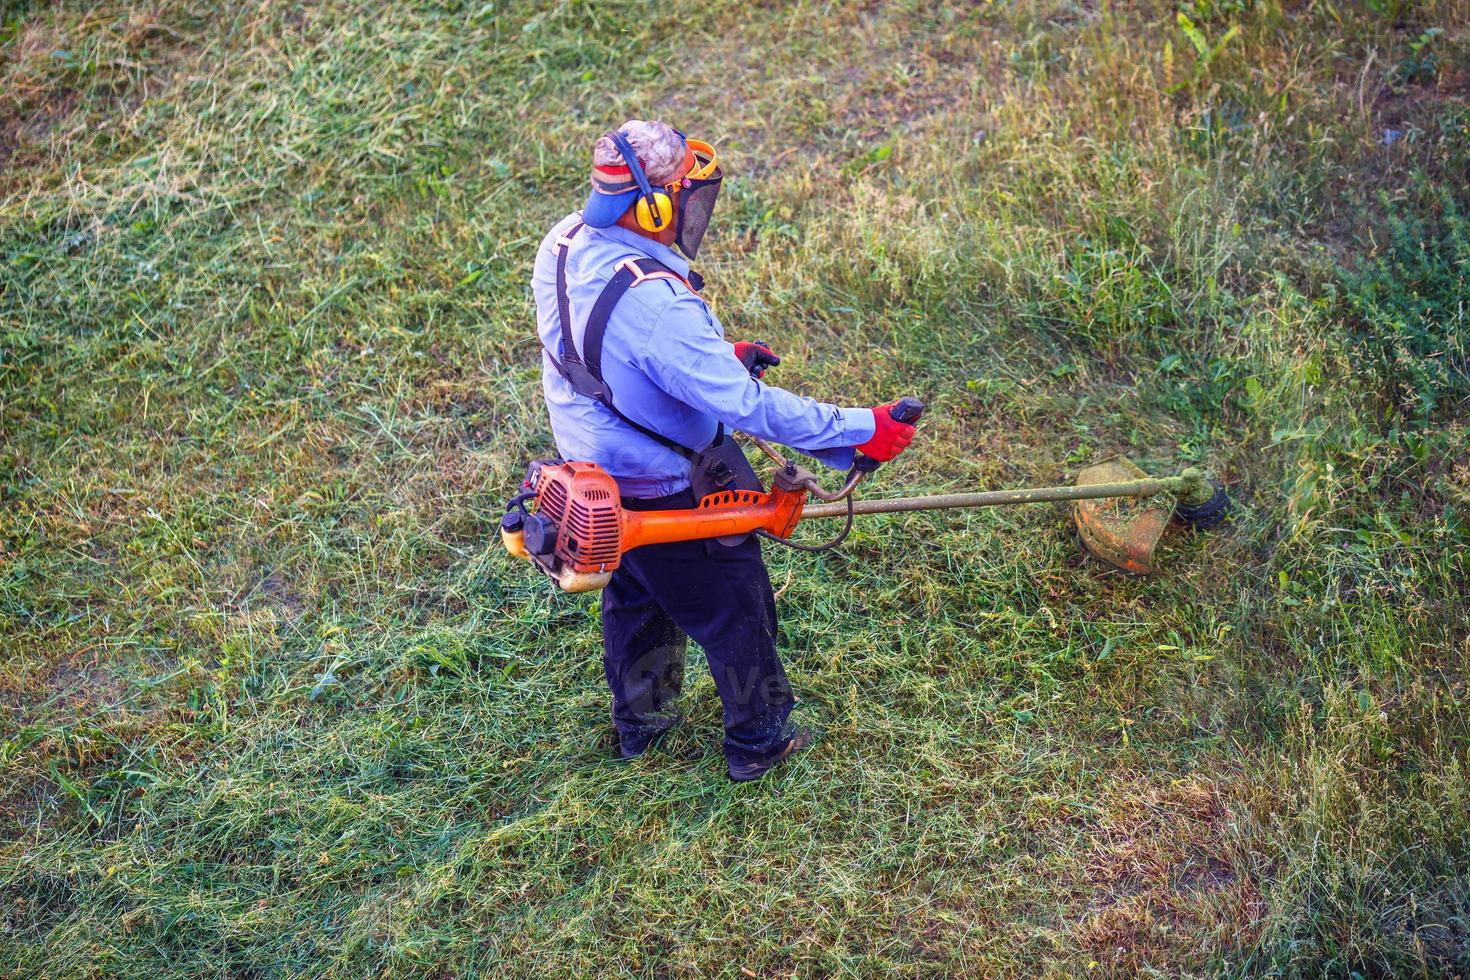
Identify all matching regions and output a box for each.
[1073,457,1171,574]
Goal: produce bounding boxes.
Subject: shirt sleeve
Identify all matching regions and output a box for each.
[638,293,876,470]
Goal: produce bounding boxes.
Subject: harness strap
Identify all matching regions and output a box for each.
[615,256,699,292]
[581,263,638,386]
[544,224,705,460]
[553,224,583,368]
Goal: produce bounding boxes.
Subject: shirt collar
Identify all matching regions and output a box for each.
[584,218,691,279]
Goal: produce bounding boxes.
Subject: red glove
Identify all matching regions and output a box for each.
[733,340,780,379]
[855,401,917,462]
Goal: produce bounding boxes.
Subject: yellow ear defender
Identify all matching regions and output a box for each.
[633,190,675,233]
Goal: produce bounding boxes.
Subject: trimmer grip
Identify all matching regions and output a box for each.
[854,396,926,473]
[741,339,778,380]
[890,396,925,425]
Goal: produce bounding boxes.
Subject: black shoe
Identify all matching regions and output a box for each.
[727,727,816,782]
[617,715,684,759]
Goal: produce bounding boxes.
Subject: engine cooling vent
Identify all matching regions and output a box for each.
[540,478,570,522]
[565,500,621,565]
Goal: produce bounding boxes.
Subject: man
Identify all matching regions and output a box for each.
[531,119,917,782]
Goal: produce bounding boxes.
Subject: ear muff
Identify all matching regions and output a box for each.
[634,191,674,233]
[607,129,676,233]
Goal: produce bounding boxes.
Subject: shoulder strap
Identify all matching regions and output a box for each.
[583,256,696,384]
[552,222,583,367]
[544,228,700,459]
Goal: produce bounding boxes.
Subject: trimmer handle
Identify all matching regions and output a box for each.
[854,396,925,473]
[741,339,779,380]
[888,396,925,425]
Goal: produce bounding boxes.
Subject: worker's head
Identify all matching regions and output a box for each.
[583,119,722,259]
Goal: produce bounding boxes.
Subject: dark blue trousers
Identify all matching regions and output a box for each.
[601,491,794,767]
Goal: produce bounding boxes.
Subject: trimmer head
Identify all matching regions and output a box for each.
[1073,457,1172,574]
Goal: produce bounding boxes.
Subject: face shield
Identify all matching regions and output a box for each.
[673,138,721,260]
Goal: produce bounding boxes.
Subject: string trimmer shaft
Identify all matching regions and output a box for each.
[800,468,1215,519]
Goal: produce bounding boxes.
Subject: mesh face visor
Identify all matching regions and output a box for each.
[674,139,721,259]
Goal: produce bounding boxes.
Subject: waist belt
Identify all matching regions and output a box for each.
[542,222,712,460]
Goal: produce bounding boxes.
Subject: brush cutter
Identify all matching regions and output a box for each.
[500,397,1229,591]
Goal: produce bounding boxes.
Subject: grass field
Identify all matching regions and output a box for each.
[3,0,1469,975]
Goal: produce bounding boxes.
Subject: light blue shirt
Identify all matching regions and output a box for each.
[533,212,876,498]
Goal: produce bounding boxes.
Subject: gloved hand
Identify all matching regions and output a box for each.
[855,400,918,462]
[733,340,780,379]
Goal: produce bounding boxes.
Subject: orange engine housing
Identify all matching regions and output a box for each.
[503,459,807,592]
[535,460,624,579]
